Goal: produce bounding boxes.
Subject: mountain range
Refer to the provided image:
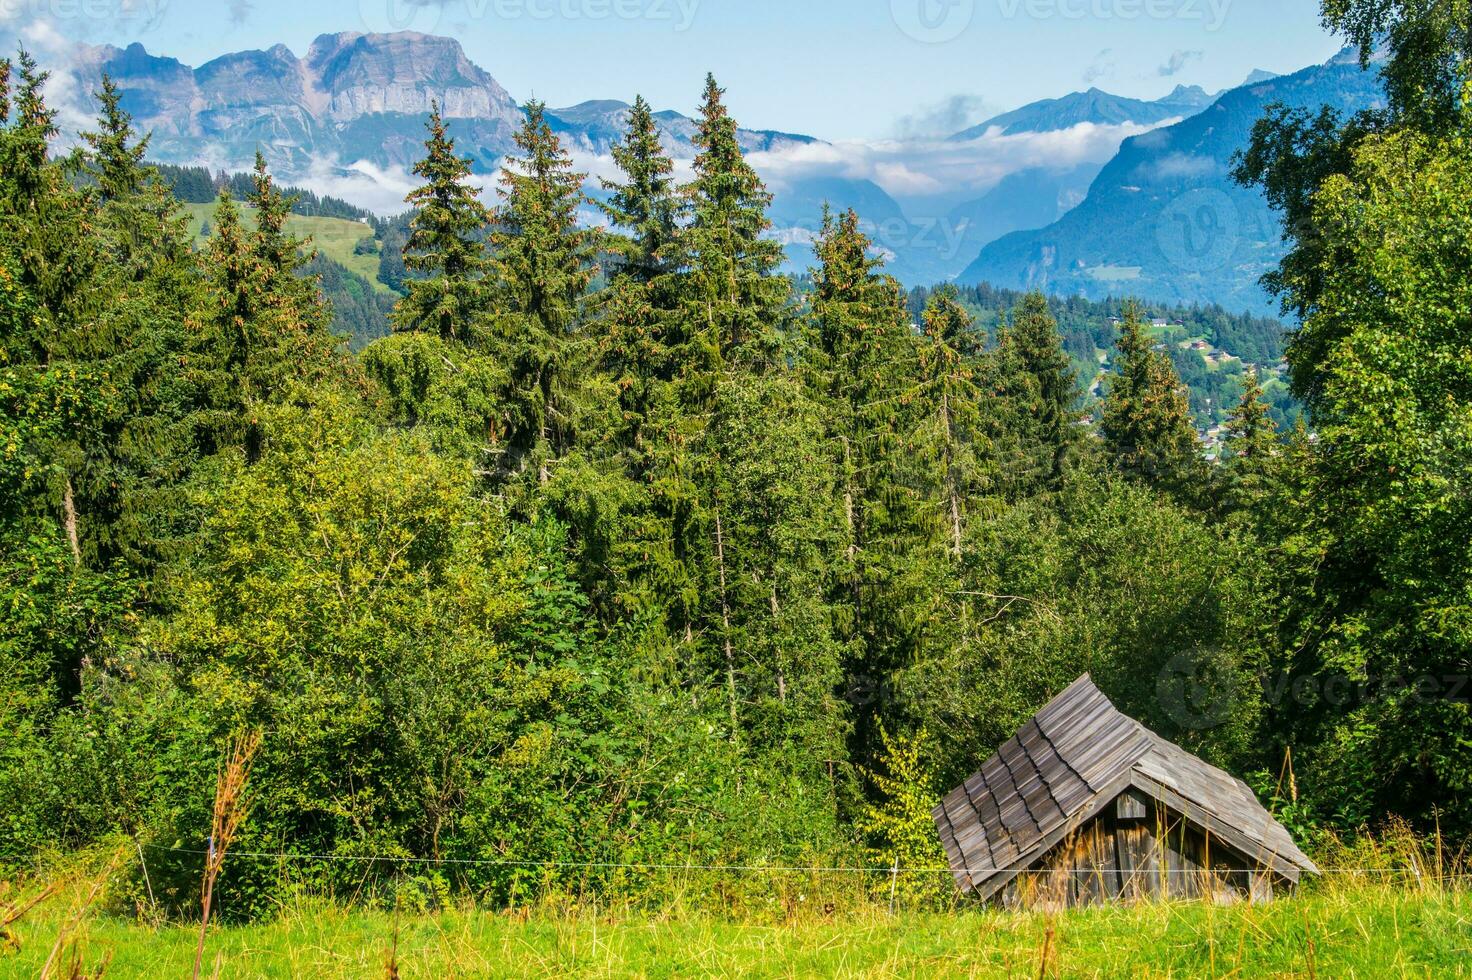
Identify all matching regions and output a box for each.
[66,33,1385,314]
[949,84,1214,140]
[958,50,1386,314]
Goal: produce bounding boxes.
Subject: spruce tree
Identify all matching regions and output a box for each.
[394,103,490,342]
[593,96,685,471]
[190,188,340,464]
[1100,302,1205,501]
[81,75,191,286]
[806,208,945,761]
[1220,367,1280,515]
[919,285,985,559]
[2,51,54,212]
[246,151,323,321]
[1005,293,1079,489]
[600,95,681,286]
[680,74,787,364]
[83,76,147,203]
[487,100,597,483]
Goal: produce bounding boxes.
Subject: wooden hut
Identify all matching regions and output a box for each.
[933,675,1318,908]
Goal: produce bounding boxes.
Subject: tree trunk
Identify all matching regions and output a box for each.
[62,475,81,566]
[941,389,963,560]
[770,585,786,705]
[713,505,739,739]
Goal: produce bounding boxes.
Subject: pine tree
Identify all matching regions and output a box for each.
[2,51,55,212]
[246,151,323,321]
[1004,293,1079,490]
[600,95,681,286]
[919,285,985,559]
[487,100,597,483]
[806,209,945,762]
[592,97,686,472]
[190,189,341,464]
[394,103,490,342]
[680,74,787,363]
[1100,302,1205,502]
[81,74,191,286]
[1220,367,1280,515]
[83,76,147,203]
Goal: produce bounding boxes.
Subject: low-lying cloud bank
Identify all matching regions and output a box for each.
[748,119,1170,210]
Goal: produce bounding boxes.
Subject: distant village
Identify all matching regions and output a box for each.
[1078,315,1292,461]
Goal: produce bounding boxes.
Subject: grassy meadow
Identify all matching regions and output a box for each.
[180,202,389,293]
[4,879,1469,978]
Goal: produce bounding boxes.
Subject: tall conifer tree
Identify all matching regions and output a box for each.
[394,104,490,342]
[1004,293,1079,489]
[806,209,944,760]
[1220,367,1281,515]
[594,95,684,469]
[1100,302,1204,501]
[600,95,681,287]
[919,285,986,559]
[488,101,597,483]
[680,74,786,365]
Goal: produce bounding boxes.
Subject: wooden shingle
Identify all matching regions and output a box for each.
[934,674,1318,898]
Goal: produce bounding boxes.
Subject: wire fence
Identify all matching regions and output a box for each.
[138,845,1472,880]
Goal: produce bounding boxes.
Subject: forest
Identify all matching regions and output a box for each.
[2,0,1470,933]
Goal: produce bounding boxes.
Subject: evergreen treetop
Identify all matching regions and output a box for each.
[394,103,490,342]
[600,94,681,286]
[1100,301,1204,502]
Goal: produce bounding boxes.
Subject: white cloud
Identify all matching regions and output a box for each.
[293,157,422,215]
[1083,49,1115,85]
[1158,50,1203,78]
[746,119,1170,209]
[893,94,993,140]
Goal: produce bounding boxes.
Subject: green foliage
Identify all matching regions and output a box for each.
[1101,302,1206,504]
[393,103,491,342]
[859,726,947,904]
[1261,95,1472,831]
[485,101,598,484]
[6,49,1472,926]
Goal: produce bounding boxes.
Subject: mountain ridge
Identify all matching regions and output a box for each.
[958,49,1387,313]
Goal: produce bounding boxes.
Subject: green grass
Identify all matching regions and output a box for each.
[181,203,391,295]
[6,883,1469,978]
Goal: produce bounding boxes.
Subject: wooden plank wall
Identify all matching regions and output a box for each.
[997,790,1284,910]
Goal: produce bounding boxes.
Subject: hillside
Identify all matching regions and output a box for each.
[958,50,1388,313]
[905,283,1298,441]
[180,202,385,292]
[949,84,1213,139]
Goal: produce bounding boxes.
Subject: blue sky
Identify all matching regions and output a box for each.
[7,0,1344,140]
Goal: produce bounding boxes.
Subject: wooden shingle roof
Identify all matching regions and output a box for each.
[933,674,1319,900]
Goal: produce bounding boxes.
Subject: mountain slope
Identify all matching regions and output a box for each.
[950,85,1213,140]
[957,52,1387,313]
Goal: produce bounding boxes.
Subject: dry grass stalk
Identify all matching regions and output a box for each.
[192,730,262,980]
[1,879,62,952]
[39,846,127,980]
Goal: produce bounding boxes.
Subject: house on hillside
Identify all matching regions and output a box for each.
[933,675,1318,909]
